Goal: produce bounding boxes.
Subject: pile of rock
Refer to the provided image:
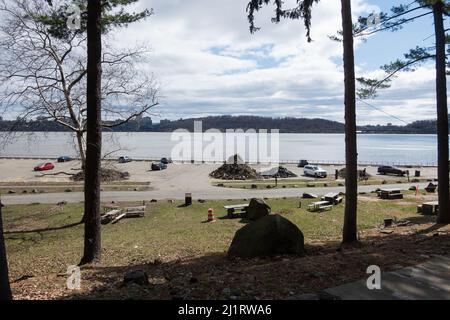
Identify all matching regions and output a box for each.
[262,166,297,178]
[276,166,297,178]
[261,166,297,178]
[71,168,130,182]
[210,163,261,180]
[273,166,297,178]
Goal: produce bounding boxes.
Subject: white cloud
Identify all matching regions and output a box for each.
[109,0,442,125]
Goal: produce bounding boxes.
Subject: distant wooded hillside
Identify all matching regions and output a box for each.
[0,115,446,134]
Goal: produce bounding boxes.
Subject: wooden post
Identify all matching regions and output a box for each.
[185,193,192,206]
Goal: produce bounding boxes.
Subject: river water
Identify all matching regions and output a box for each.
[0,132,441,166]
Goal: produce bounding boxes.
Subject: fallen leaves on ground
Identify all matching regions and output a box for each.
[10,222,450,300]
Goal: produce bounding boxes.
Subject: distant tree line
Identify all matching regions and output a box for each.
[1,115,449,134]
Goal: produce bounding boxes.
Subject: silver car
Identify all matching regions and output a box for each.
[304,165,327,178]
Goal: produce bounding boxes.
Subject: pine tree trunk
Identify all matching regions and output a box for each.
[80,0,102,265]
[341,0,358,243]
[0,201,12,300]
[434,1,450,224]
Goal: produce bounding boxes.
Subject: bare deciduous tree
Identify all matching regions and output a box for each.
[0,0,158,169]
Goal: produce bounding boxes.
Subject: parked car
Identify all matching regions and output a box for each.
[304,165,327,178]
[377,166,407,176]
[160,157,172,164]
[151,162,167,171]
[118,156,132,163]
[34,162,55,171]
[57,156,72,163]
[297,160,309,167]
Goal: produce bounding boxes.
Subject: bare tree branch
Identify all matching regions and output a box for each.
[0,0,159,167]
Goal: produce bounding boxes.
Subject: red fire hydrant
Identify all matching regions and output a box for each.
[207,208,215,222]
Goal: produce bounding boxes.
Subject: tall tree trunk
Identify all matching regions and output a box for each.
[80,0,102,265]
[434,1,450,224]
[0,201,12,300]
[76,131,86,171]
[341,0,358,243]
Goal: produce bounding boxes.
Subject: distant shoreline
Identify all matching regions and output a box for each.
[0,130,443,135]
[0,115,445,134]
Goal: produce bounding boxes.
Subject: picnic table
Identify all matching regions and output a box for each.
[425,182,437,193]
[101,205,146,224]
[417,201,439,215]
[379,188,403,200]
[102,204,120,214]
[321,192,343,205]
[308,201,333,212]
[123,206,146,218]
[224,204,249,218]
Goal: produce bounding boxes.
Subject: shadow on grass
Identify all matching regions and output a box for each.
[217,214,250,224]
[4,220,83,235]
[59,218,450,300]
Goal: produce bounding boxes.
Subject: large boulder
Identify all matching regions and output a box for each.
[228,214,305,258]
[246,198,271,220]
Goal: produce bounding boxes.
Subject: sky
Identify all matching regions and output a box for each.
[1,0,447,126]
[107,0,447,126]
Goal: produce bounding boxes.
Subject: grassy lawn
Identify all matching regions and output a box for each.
[3,193,449,299]
[3,194,425,276]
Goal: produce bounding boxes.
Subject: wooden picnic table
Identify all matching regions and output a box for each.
[308,201,333,212]
[380,188,401,193]
[322,192,342,205]
[425,183,437,193]
[124,206,146,218]
[324,192,339,198]
[419,201,439,215]
[224,204,249,217]
[379,188,403,200]
[102,204,120,213]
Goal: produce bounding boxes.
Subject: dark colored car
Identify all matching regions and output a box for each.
[151,162,167,171]
[34,162,55,171]
[297,160,309,168]
[118,156,132,163]
[160,157,172,164]
[377,166,407,176]
[57,156,72,163]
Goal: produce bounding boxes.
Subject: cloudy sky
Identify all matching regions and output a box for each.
[55,1,450,125]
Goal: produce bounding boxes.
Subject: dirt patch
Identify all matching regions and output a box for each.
[10,221,450,300]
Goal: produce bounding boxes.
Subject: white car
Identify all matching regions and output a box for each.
[304,165,327,178]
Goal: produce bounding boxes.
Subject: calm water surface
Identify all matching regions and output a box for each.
[0,132,441,165]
